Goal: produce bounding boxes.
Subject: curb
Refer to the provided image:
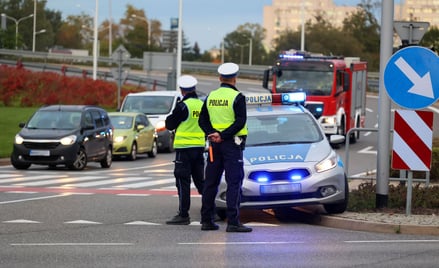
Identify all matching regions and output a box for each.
[315,215,439,235]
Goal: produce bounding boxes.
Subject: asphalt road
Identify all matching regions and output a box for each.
[1,155,439,267]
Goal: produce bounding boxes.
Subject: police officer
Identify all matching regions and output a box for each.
[198,62,252,232]
[165,75,205,225]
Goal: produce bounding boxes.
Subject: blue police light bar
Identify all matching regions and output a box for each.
[281,92,306,105]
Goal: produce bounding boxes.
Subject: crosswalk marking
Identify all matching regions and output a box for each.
[0,168,179,193]
[63,176,152,188]
[0,175,68,184]
[114,178,174,188]
[12,176,105,187]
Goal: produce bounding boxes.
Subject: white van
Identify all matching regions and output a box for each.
[119,91,181,153]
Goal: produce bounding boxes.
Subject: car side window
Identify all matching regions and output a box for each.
[139,115,149,126]
[91,110,104,128]
[101,112,111,126]
[84,111,94,128]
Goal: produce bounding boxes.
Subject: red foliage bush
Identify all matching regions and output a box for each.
[0,65,145,108]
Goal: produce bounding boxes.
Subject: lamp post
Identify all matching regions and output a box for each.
[92,0,99,80]
[108,0,112,56]
[1,13,34,50]
[248,38,252,66]
[131,14,151,49]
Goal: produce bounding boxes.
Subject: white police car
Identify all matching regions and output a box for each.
[215,93,348,218]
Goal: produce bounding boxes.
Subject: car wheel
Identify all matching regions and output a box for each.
[68,148,87,170]
[323,176,349,214]
[10,156,31,170]
[100,147,112,168]
[216,208,227,221]
[128,143,137,161]
[147,139,158,158]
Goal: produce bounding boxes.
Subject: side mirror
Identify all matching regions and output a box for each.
[329,134,345,145]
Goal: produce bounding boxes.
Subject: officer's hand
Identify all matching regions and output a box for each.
[208,132,222,143]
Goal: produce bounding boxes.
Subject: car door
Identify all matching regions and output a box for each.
[82,110,99,158]
[135,114,153,153]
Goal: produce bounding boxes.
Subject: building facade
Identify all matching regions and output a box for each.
[263,0,439,50]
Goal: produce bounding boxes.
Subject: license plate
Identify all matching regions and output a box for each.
[260,183,301,194]
[30,150,50,156]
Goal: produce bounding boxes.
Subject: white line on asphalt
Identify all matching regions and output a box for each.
[10,243,134,246]
[178,241,304,245]
[0,193,71,204]
[345,240,439,243]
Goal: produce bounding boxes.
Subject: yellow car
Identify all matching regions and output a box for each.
[109,112,158,160]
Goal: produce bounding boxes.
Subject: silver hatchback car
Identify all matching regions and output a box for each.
[215,93,347,219]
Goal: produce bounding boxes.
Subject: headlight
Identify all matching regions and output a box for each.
[321,117,336,125]
[15,135,24,145]
[155,120,166,132]
[114,135,127,143]
[60,135,77,145]
[315,152,337,173]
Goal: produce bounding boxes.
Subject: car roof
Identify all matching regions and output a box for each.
[37,105,105,112]
[247,104,309,117]
[126,90,181,97]
[108,112,146,117]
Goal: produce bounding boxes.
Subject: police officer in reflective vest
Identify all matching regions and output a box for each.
[198,62,252,232]
[165,75,205,225]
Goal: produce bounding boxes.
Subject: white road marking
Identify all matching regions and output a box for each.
[0,193,71,204]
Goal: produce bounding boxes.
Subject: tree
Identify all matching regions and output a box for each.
[420,25,439,52]
[222,23,267,65]
[342,0,380,70]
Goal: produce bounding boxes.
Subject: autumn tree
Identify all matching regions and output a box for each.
[222,23,267,65]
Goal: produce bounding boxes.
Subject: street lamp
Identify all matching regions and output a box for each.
[1,13,34,50]
[131,14,151,49]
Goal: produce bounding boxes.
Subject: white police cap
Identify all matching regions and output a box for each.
[218,62,239,78]
[177,75,198,91]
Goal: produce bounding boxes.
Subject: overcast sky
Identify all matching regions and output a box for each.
[45,0,367,52]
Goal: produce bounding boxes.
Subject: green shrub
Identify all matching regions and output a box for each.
[348,181,439,214]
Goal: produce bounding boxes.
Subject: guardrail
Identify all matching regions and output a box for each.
[0,48,379,91]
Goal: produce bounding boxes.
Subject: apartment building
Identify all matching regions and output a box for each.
[263,0,438,50]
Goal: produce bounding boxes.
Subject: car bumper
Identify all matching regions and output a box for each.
[215,164,346,209]
[11,143,80,166]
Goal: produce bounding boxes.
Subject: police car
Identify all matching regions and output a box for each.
[215,92,348,218]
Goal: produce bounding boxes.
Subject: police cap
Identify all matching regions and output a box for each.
[177,75,198,91]
[218,62,239,78]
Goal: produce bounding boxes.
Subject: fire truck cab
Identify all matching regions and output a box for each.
[262,50,368,143]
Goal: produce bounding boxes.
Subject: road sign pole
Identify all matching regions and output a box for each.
[406,171,413,216]
[375,0,394,208]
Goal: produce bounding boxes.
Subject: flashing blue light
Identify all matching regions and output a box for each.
[281,92,306,105]
[256,176,269,183]
[290,175,303,181]
[279,54,304,60]
[316,107,323,112]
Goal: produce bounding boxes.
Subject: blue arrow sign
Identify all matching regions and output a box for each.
[384,46,439,109]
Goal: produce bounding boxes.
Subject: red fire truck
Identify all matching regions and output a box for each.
[262,50,368,143]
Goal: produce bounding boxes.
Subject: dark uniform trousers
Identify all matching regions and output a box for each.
[201,139,244,225]
[174,147,205,217]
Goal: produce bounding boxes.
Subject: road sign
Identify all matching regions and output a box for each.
[112,45,130,64]
[384,46,439,109]
[394,21,429,44]
[392,110,433,171]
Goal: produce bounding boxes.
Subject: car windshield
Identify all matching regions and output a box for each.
[275,70,333,96]
[27,111,82,130]
[246,113,323,146]
[122,95,174,115]
[110,115,133,129]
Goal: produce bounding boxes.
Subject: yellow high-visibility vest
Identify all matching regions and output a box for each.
[174,98,205,148]
[207,87,247,136]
